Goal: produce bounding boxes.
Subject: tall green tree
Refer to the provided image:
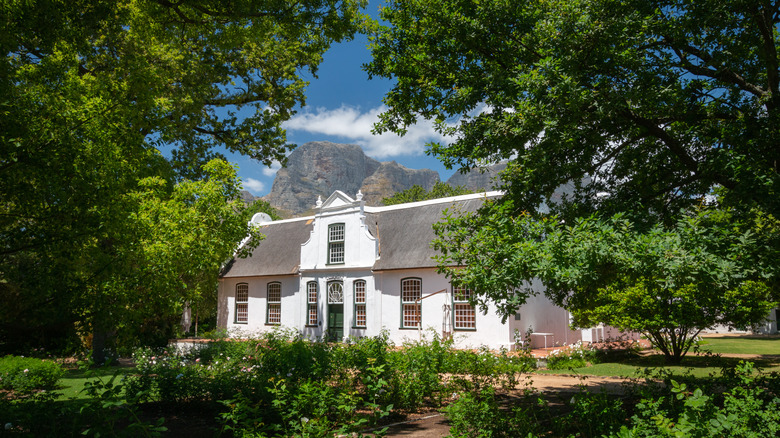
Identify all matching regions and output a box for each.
[0,0,365,355]
[367,0,780,356]
[382,181,471,205]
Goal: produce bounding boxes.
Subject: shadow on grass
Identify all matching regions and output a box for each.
[615,353,779,369]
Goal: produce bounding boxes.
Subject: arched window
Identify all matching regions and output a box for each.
[235,283,248,323]
[306,281,318,326]
[354,280,367,328]
[266,282,281,325]
[401,278,421,328]
[328,223,345,264]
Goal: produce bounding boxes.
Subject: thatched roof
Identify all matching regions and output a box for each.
[220,218,313,278]
[220,192,499,277]
[370,196,489,270]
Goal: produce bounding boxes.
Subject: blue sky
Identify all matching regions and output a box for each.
[230,1,457,197]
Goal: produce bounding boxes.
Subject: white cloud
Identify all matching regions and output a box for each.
[262,160,282,177]
[284,105,455,158]
[242,177,265,194]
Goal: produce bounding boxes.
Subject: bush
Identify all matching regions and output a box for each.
[0,355,64,393]
[613,362,780,437]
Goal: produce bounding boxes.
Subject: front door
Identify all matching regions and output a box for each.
[327,281,345,342]
[327,304,344,342]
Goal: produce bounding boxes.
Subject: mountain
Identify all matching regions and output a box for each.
[263,141,439,216]
[259,141,509,217]
[446,162,507,191]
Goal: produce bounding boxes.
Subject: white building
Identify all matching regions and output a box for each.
[217,191,603,349]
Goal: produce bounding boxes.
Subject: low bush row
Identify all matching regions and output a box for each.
[0,355,63,393]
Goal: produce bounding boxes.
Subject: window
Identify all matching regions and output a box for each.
[327,281,344,303]
[235,283,248,323]
[354,280,366,328]
[306,281,318,326]
[453,285,476,330]
[266,282,281,324]
[401,278,421,328]
[328,223,345,264]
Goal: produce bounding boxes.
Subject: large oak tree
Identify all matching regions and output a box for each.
[367,0,780,361]
[0,0,364,356]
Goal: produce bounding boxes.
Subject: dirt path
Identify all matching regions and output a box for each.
[379,373,633,437]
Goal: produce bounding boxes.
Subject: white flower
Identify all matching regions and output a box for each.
[302,417,309,424]
[23,369,29,373]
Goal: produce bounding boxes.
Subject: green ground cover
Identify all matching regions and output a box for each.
[537,335,780,377]
[698,336,780,355]
[55,366,128,400]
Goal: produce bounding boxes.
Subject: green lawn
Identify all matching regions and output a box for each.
[697,336,780,355]
[537,335,780,378]
[55,366,129,400]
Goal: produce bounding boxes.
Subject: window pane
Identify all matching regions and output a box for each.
[329,224,344,242]
[236,303,248,323]
[328,282,343,304]
[354,280,366,303]
[308,304,318,326]
[453,286,471,302]
[267,283,281,324]
[403,303,420,327]
[268,283,281,302]
[454,303,476,329]
[267,304,281,324]
[401,279,421,302]
[307,282,317,304]
[329,242,344,264]
[236,284,249,323]
[355,304,366,327]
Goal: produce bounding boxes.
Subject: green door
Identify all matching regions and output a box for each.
[327,304,344,342]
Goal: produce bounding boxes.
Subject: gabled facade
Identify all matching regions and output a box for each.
[218,191,588,349]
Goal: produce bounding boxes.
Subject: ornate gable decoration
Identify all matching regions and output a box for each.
[318,190,359,212]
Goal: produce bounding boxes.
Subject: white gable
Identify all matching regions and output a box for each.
[319,190,356,211]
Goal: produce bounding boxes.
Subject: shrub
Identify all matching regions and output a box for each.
[0,355,64,393]
[613,362,780,437]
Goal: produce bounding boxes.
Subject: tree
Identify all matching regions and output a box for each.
[382,181,471,205]
[368,0,780,359]
[0,0,365,356]
[367,0,780,220]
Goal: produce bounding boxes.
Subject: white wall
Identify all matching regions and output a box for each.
[508,289,581,349]
[374,268,516,350]
[219,275,300,337]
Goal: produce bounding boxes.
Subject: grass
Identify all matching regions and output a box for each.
[537,335,780,378]
[697,335,780,355]
[55,365,129,400]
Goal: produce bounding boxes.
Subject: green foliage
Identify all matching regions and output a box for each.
[370,0,780,365]
[382,181,472,206]
[443,386,546,438]
[368,0,780,220]
[0,0,366,356]
[0,355,64,393]
[614,362,780,437]
[435,205,779,363]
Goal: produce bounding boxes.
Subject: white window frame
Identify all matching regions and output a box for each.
[235,283,248,324]
[354,280,366,328]
[328,223,345,264]
[453,285,476,330]
[306,281,318,326]
[266,282,281,325]
[400,278,421,328]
